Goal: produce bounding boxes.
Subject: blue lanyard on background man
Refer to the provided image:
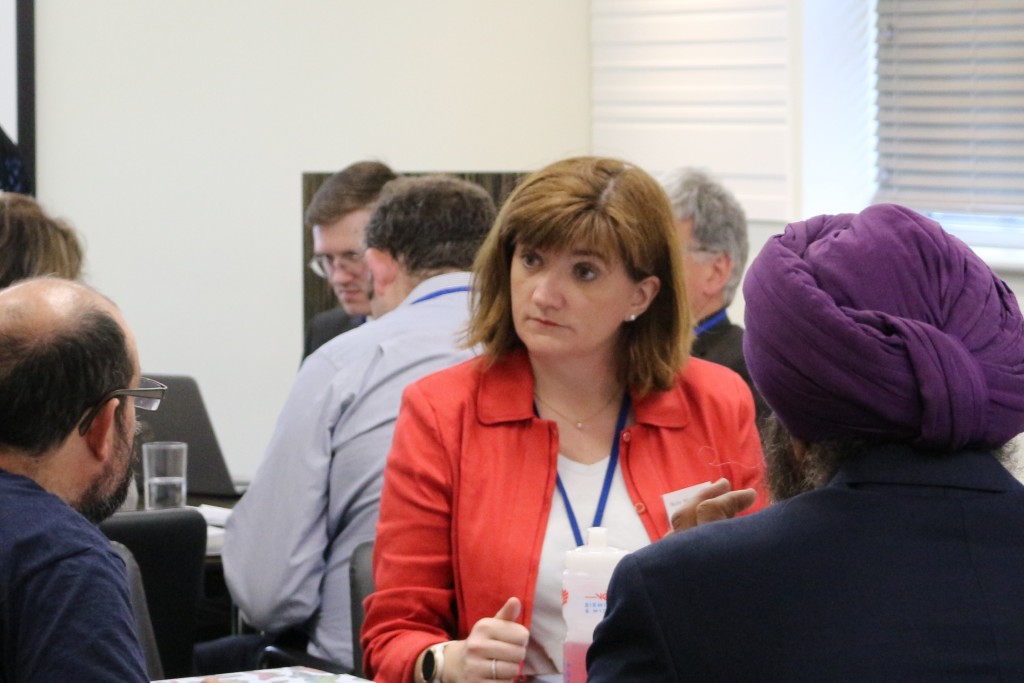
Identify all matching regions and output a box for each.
[410,285,470,305]
[694,309,727,337]
[552,394,632,547]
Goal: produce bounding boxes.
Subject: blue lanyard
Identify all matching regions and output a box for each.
[551,394,632,547]
[694,309,727,337]
[410,285,469,305]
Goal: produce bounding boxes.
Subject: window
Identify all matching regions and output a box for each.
[874,1,1024,229]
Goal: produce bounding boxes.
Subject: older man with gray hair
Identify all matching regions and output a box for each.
[661,168,767,420]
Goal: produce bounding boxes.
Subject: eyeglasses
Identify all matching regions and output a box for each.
[308,251,366,278]
[77,377,167,436]
[686,245,724,258]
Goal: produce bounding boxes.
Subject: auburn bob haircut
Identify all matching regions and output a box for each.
[467,156,690,395]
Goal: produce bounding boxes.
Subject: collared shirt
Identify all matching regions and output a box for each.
[223,271,476,667]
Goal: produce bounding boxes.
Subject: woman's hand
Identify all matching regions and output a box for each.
[445,597,529,682]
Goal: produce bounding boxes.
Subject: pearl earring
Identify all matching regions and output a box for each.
[626,313,637,322]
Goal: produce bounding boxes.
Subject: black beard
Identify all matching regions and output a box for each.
[77,419,136,524]
[761,415,822,503]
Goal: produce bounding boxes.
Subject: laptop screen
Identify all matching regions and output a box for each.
[136,374,243,499]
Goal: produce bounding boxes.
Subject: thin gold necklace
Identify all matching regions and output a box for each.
[534,390,622,430]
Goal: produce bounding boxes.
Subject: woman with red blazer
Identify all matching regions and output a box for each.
[362,157,766,683]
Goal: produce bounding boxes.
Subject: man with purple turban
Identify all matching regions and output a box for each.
[588,204,1024,681]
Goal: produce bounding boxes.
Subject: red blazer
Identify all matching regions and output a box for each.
[362,349,765,682]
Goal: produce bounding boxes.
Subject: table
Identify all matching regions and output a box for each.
[155,668,562,683]
[154,665,371,682]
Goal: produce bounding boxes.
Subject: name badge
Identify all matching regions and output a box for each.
[662,481,714,526]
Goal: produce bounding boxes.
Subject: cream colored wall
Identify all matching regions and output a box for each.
[0,0,15,137]
[727,220,780,326]
[35,0,591,479]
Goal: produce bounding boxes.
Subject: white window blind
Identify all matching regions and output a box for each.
[874,0,1024,217]
[590,0,793,222]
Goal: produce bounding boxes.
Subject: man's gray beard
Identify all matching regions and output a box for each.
[761,414,834,503]
[77,420,136,524]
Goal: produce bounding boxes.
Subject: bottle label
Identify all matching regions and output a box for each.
[583,593,608,616]
[563,640,590,683]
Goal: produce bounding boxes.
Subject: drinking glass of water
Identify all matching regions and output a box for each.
[142,441,188,510]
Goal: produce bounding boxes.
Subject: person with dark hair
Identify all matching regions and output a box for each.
[218,175,496,673]
[660,168,767,421]
[0,192,84,289]
[0,277,165,681]
[588,204,1024,681]
[362,157,765,683]
[304,160,398,356]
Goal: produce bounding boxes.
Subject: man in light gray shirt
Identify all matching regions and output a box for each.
[221,176,496,671]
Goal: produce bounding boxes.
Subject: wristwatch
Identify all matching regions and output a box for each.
[421,641,449,683]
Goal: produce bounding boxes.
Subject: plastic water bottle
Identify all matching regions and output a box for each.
[562,527,628,683]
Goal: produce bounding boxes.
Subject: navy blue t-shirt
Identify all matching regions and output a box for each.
[0,469,148,682]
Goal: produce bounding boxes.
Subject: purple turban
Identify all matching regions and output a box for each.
[743,203,1024,450]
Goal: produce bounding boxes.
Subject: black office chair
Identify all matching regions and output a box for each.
[255,539,376,676]
[110,541,164,680]
[349,539,375,678]
[100,507,207,678]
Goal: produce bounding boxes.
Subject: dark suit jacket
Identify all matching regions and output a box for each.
[692,312,769,422]
[588,445,1024,682]
[303,308,362,359]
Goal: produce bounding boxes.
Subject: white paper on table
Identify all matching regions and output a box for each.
[193,503,232,527]
[662,481,715,526]
[206,526,226,556]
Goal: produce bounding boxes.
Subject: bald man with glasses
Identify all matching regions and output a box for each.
[0,277,165,682]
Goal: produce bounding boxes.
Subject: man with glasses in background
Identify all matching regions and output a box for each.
[304,160,397,357]
[661,167,768,421]
[0,277,165,681]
